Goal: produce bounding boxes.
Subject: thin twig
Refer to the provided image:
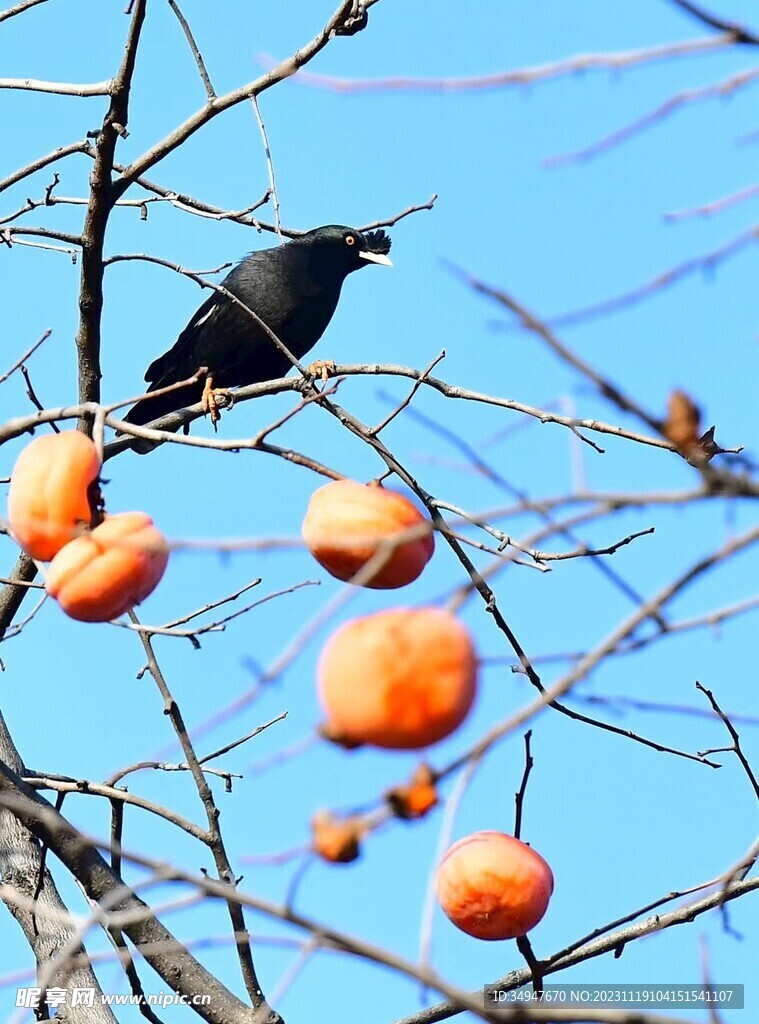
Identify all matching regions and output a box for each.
[161,578,263,629]
[198,714,289,767]
[669,0,759,45]
[370,351,446,436]
[359,193,438,231]
[128,610,269,1009]
[24,777,207,841]
[544,65,759,166]
[0,330,52,384]
[113,1,360,191]
[533,222,759,330]
[0,140,89,195]
[696,683,759,799]
[166,0,216,99]
[20,365,57,426]
[513,731,534,841]
[251,95,281,239]
[665,181,759,220]
[0,0,49,21]
[438,523,759,781]
[451,265,662,433]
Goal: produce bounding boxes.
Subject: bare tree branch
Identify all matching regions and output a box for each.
[394,874,759,1024]
[75,0,146,407]
[0,140,91,194]
[531,221,759,329]
[450,266,662,433]
[545,65,759,166]
[113,0,364,193]
[0,764,275,1024]
[130,612,269,1010]
[263,33,739,93]
[0,77,110,96]
[665,181,759,220]
[668,0,759,45]
[0,714,117,1024]
[0,329,52,384]
[167,0,216,99]
[0,0,49,23]
[696,683,759,799]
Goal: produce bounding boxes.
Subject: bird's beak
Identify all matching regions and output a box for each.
[359,250,393,267]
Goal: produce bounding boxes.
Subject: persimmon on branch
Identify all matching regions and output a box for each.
[398,875,759,1024]
[247,516,759,865]
[2,767,756,1024]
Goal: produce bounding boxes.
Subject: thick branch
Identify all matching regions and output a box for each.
[76,0,146,406]
[0,713,116,1024]
[0,760,276,1024]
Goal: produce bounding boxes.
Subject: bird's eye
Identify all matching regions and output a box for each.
[345,234,356,246]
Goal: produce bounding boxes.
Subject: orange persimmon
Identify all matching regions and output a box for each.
[7,431,102,561]
[385,764,439,820]
[45,512,168,622]
[318,607,476,749]
[436,831,554,940]
[302,480,434,589]
[311,811,364,864]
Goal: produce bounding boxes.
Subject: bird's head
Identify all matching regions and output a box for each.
[300,225,393,277]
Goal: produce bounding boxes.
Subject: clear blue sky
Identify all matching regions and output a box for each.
[1,1,757,1021]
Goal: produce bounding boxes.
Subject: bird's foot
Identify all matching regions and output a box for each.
[305,359,337,385]
[201,374,234,431]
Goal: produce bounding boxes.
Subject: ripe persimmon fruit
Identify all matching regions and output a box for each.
[303,480,434,589]
[318,607,476,749]
[45,512,168,622]
[8,431,102,561]
[436,831,554,940]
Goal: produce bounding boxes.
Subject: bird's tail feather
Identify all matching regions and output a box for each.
[117,382,201,454]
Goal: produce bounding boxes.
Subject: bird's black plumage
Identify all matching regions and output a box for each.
[122,224,392,444]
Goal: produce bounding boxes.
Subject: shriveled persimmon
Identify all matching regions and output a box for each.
[385,764,439,820]
[318,607,476,749]
[436,831,554,940]
[45,512,168,622]
[311,811,364,864]
[302,479,434,589]
[8,431,102,561]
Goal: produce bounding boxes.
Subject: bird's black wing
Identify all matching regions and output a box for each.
[145,291,235,386]
[143,251,295,390]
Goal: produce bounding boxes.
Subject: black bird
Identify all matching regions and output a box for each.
[122,224,392,449]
